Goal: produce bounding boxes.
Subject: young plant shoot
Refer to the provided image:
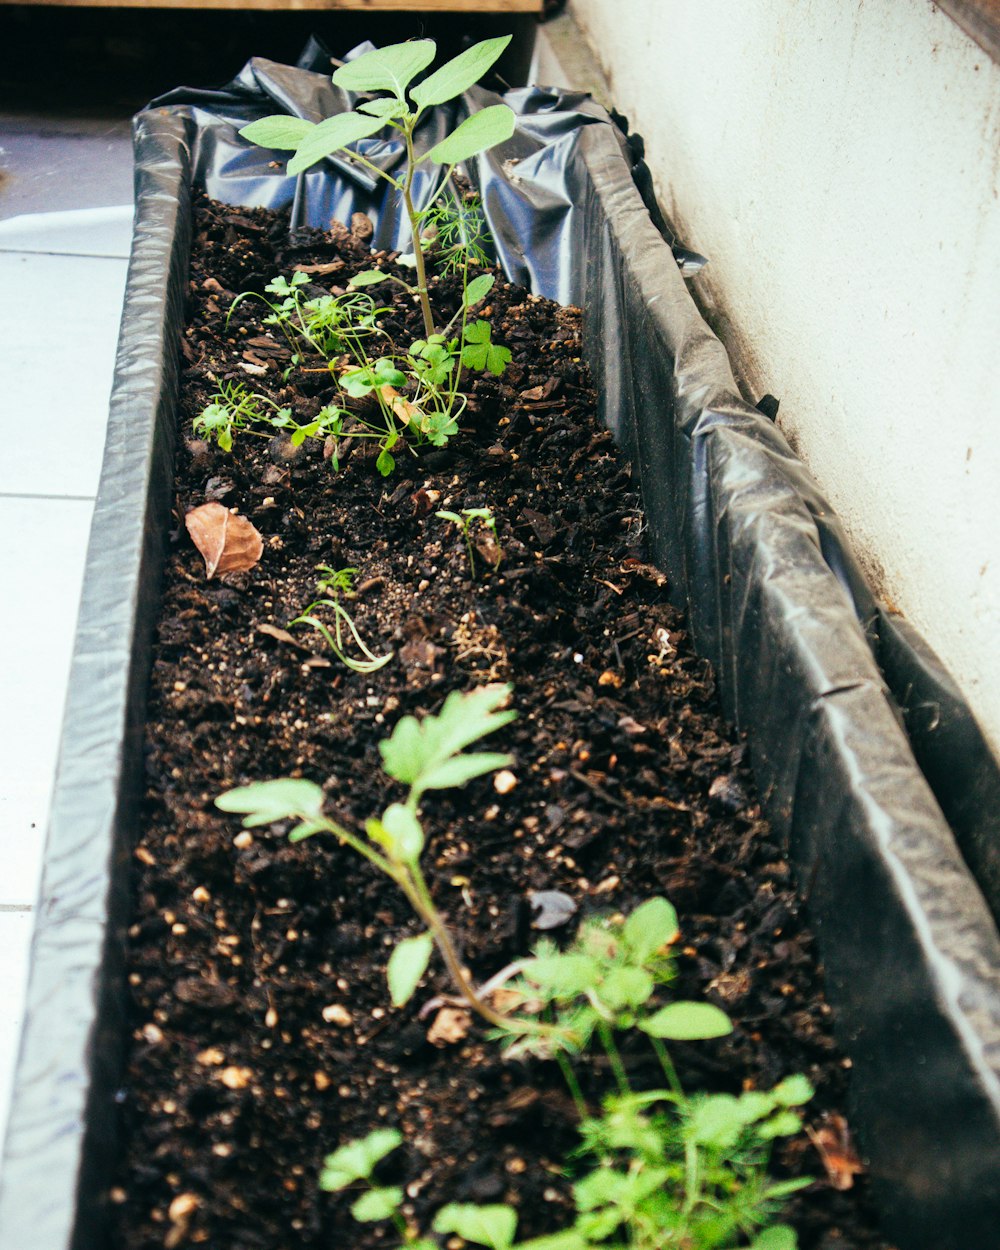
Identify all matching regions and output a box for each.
[436,506,501,576]
[239,37,516,340]
[217,685,520,1026]
[291,565,393,674]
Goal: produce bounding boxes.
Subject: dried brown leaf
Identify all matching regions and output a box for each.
[256,623,302,649]
[185,502,263,579]
[427,1006,471,1047]
[807,1115,865,1191]
[293,261,344,277]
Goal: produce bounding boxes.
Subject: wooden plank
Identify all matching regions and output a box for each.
[0,0,542,9]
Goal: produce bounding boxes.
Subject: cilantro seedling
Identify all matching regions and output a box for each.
[291,565,392,673]
[436,506,501,576]
[462,318,512,376]
[193,380,292,452]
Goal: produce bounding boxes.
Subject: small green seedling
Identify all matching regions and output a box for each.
[269,402,348,449]
[217,685,523,1026]
[324,1072,813,1248]
[496,898,732,1085]
[291,566,393,673]
[417,189,492,275]
[229,274,388,367]
[565,1078,813,1250]
[316,564,358,597]
[239,36,516,340]
[461,318,512,376]
[436,506,501,576]
[193,380,292,452]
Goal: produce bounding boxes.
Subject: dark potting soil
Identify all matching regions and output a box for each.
[110,193,894,1250]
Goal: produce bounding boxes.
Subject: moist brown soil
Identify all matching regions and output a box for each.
[110,193,894,1250]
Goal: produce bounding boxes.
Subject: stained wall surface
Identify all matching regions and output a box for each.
[566,0,1000,758]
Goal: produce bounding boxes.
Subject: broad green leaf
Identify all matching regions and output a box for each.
[378,802,425,861]
[772,1073,814,1106]
[348,269,390,288]
[341,370,376,398]
[409,35,512,111]
[464,319,492,344]
[639,1000,732,1041]
[757,1110,804,1140]
[350,1186,404,1223]
[432,1203,517,1250]
[622,896,679,963]
[488,345,512,375]
[463,272,495,308]
[733,1090,779,1124]
[521,953,600,998]
[357,97,408,121]
[216,778,324,828]
[597,966,654,1011]
[387,932,434,1006]
[376,447,396,476]
[373,358,409,386]
[287,112,386,176]
[379,685,515,790]
[319,1128,403,1191]
[687,1094,747,1150]
[749,1226,798,1250]
[426,104,516,166]
[515,1235,590,1250]
[239,114,315,150]
[332,39,437,97]
[417,751,513,793]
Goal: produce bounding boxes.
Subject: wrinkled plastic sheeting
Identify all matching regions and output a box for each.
[0,112,195,1250]
[569,123,1000,1247]
[2,49,1000,1250]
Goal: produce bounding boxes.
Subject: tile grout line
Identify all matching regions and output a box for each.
[0,492,96,503]
[0,250,129,261]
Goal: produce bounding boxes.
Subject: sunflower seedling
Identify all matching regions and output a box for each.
[218,685,529,1027]
[239,36,516,340]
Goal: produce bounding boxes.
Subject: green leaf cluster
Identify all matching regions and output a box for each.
[239,37,515,188]
[563,1080,813,1250]
[379,683,514,806]
[462,319,513,376]
[193,380,292,453]
[238,36,516,351]
[502,897,730,1060]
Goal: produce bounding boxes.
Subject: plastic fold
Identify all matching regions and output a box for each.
[1,50,999,1250]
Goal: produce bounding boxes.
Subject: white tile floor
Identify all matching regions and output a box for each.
[0,204,132,1150]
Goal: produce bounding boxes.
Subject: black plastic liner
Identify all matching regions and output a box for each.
[2,49,1000,1250]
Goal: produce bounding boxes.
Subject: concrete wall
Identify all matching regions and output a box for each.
[561,0,1000,758]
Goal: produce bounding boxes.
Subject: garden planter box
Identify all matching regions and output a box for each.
[2,52,1000,1250]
